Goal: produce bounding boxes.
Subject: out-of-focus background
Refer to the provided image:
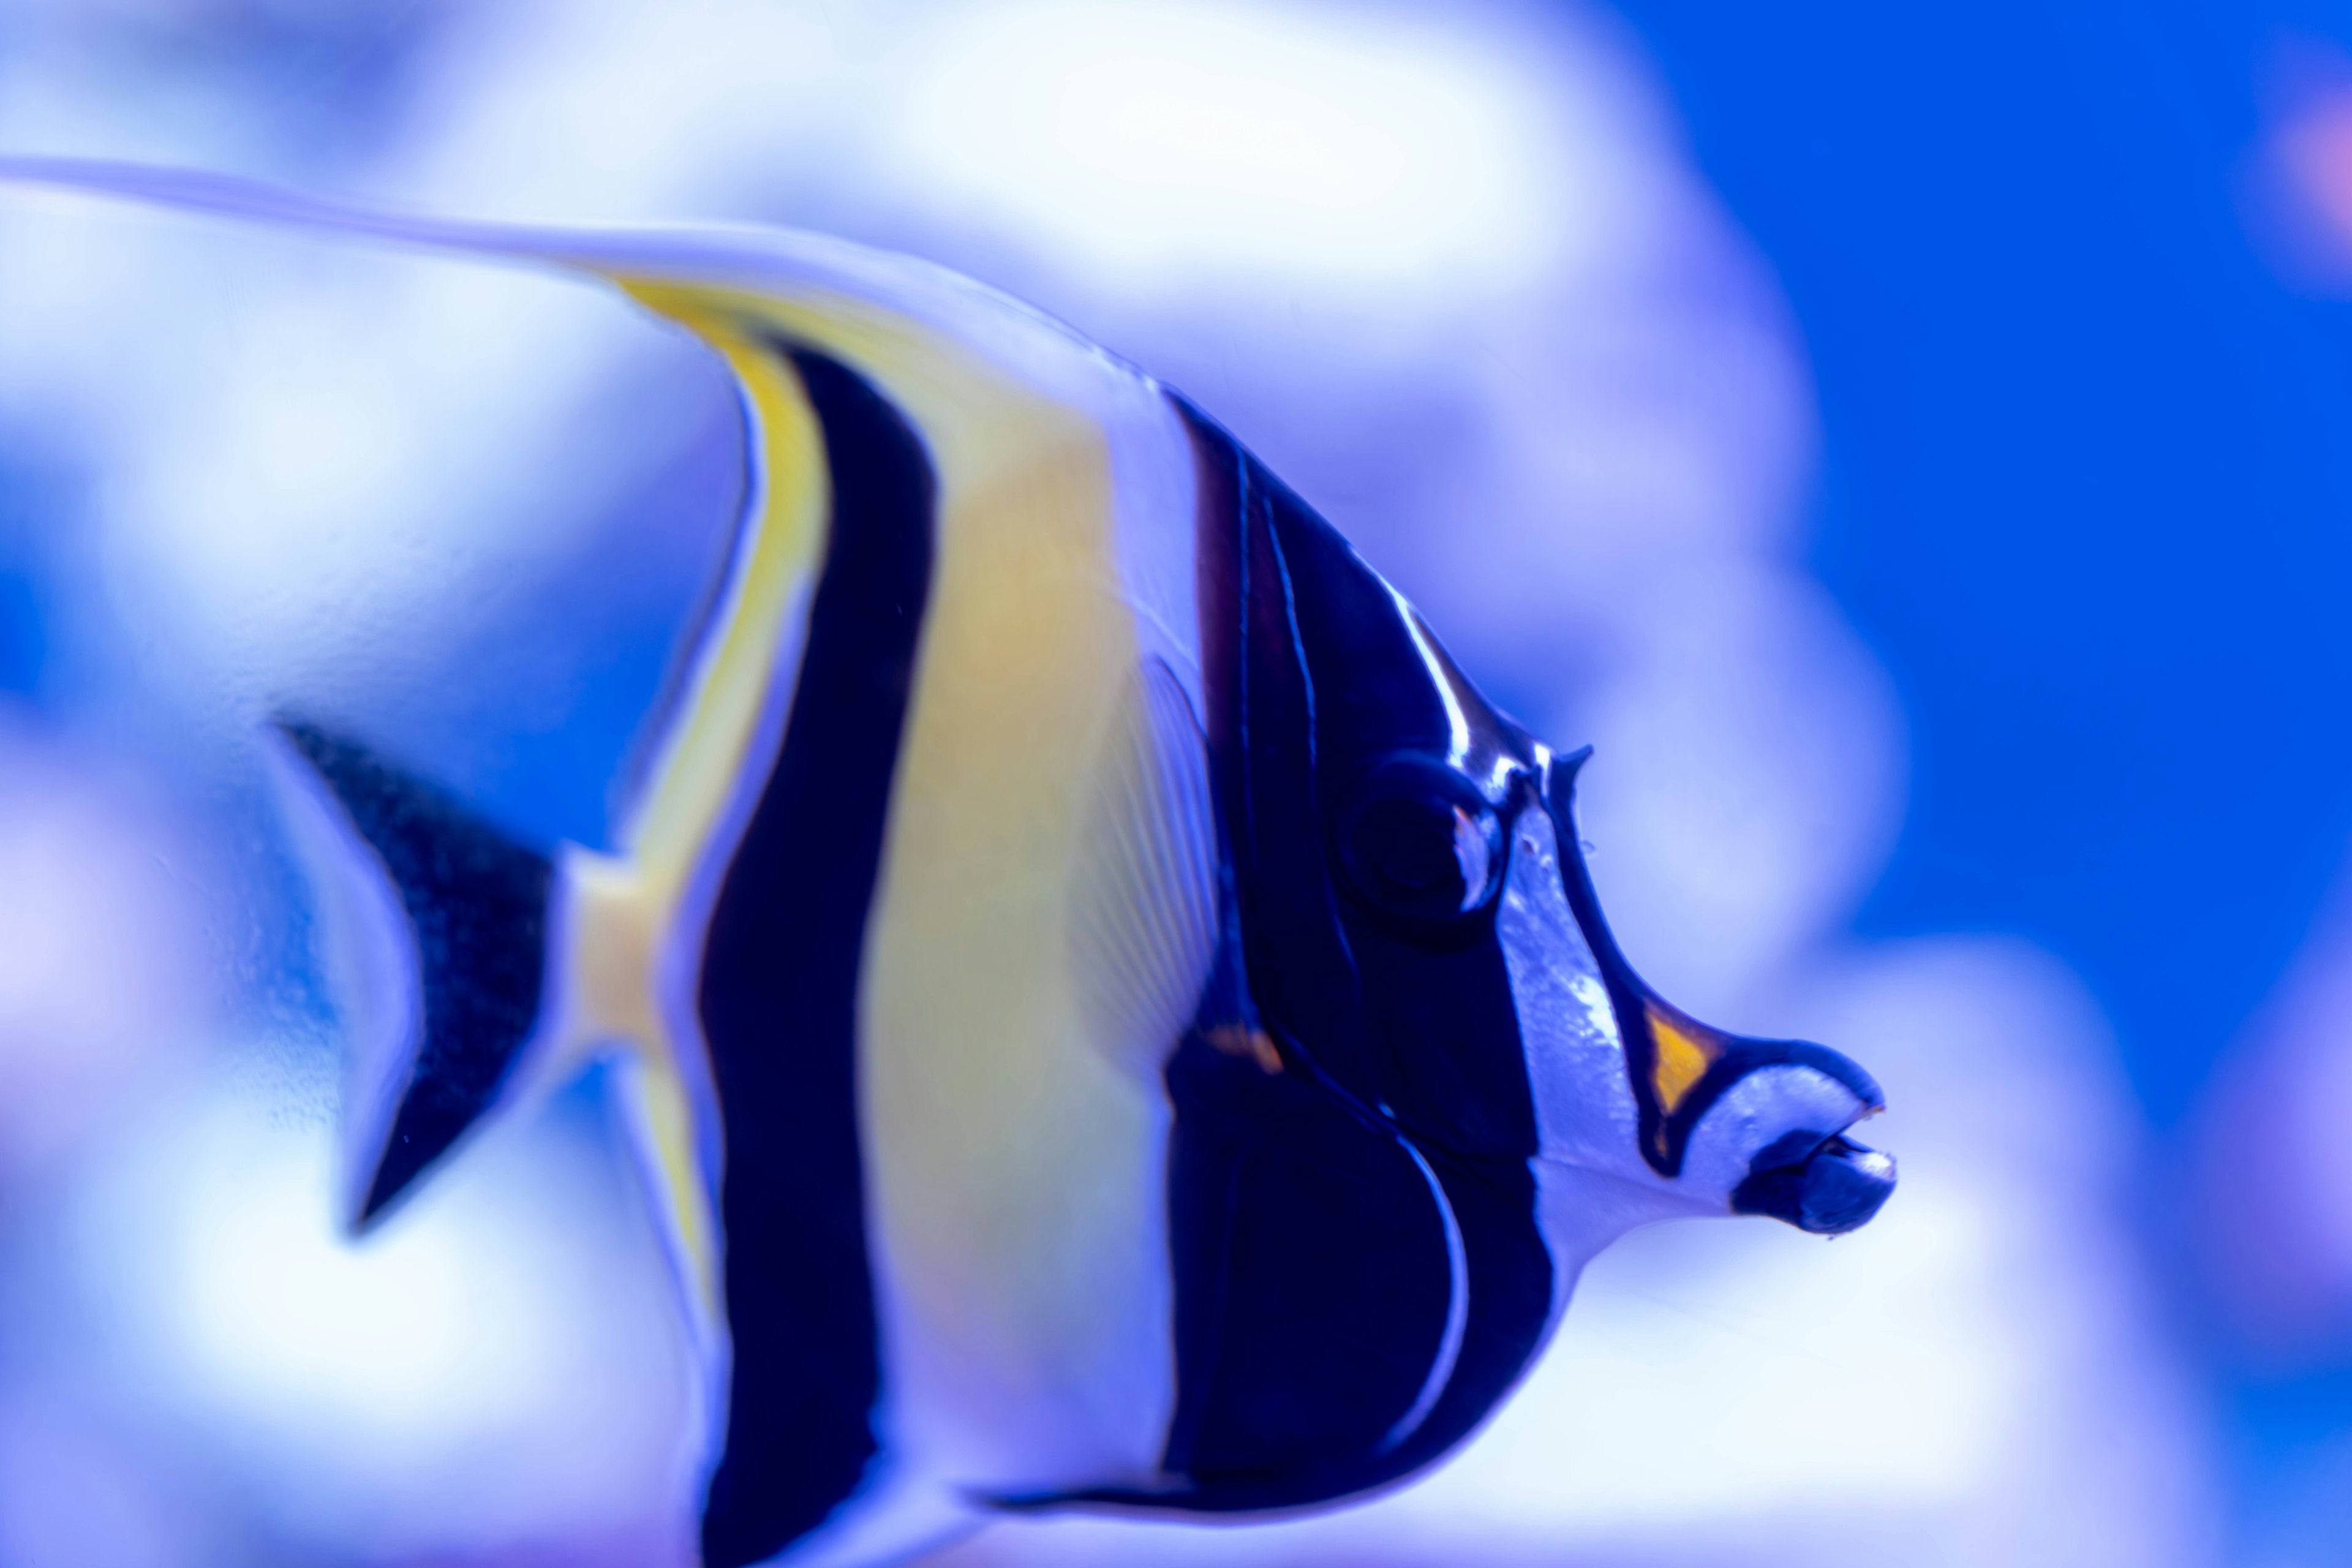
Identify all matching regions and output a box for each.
[1,1,2349,1564]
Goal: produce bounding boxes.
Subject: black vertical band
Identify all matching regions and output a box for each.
[695,346,935,1568]
[1081,394,1556,1512]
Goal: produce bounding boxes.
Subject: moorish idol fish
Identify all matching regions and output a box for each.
[0,160,1896,1568]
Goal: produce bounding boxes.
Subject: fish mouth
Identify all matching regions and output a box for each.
[1729,1128,1898,1236]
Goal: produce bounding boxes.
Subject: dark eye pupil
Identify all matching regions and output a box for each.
[1333,758,1504,921]
[1354,799,1462,893]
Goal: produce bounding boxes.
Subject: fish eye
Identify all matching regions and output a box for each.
[1333,756,1507,922]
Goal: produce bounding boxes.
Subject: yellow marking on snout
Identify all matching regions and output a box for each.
[1649,1008,1720,1117]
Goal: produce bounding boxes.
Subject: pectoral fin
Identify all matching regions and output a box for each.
[1070,657,1220,1080]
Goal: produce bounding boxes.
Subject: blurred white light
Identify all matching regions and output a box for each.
[101,249,685,714]
[0,722,208,1178]
[1453,1182,2010,1522]
[172,1136,489,1434]
[1571,562,1907,1016]
[888,0,1572,290]
[71,1084,693,1558]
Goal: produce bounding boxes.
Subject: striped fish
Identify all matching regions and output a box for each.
[0,162,1896,1568]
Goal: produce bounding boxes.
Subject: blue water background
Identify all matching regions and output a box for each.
[1609,0,2352,1535]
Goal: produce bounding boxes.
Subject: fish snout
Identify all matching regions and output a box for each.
[1729,1130,1897,1236]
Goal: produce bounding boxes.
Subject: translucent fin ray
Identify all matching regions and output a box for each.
[1071,657,1221,1078]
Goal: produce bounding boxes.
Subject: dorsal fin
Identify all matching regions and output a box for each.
[0,157,1128,410]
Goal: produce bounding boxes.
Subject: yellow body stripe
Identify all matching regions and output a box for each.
[617,304,831,881]
[605,276,1173,1485]
[537,303,831,1356]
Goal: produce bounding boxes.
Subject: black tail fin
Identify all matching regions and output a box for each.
[276,720,554,1228]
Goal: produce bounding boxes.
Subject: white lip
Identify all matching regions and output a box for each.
[1842,1145,1898,1184]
